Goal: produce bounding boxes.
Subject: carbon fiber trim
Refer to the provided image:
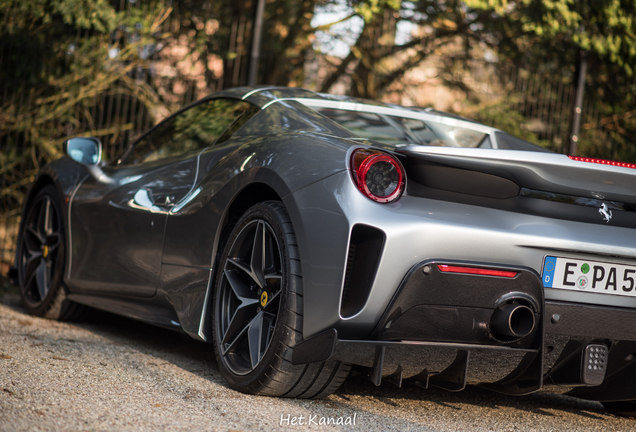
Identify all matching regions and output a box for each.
[544,301,636,341]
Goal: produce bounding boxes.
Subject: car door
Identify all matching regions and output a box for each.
[68,98,254,297]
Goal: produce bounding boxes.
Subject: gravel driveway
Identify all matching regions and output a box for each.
[1,288,634,432]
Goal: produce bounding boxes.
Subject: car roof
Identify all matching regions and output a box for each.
[202,86,550,152]
[215,86,475,122]
[211,86,495,132]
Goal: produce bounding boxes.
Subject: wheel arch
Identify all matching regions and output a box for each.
[13,173,60,274]
[212,182,285,285]
[204,182,301,340]
[24,174,56,208]
[210,199,351,397]
[21,162,86,228]
[15,180,88,320]
[13,159,88,284]
[220,182,283,240]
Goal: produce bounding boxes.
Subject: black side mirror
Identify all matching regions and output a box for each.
[63,137,102,166]
[63,137,114,184]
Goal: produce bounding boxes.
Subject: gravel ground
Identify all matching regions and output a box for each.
[1,290,635,432]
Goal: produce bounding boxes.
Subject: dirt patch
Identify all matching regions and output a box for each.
[0,297,633,431]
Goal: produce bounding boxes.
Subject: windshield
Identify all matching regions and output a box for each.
[312,107,489,148]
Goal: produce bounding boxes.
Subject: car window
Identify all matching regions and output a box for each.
[412,119,487,148]
[478,135,493,148]
[399,118,439,143]
[313,108,406,144]
[312,107,488,147]
[121,99,254,165]
[495,131,552,152]
[215,104,260,145]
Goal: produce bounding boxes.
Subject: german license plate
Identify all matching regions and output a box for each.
[543,256,636,296]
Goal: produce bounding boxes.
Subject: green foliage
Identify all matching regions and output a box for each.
[157,0,319,88]
[578,109,636,162]
[259,0,318,86]
[0,0,169,207]
[0,0,118,33]
[462,94,552,149]
[354,0,401,21]
[465,0,636,76]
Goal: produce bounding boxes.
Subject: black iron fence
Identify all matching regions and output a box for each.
[1,3,635,277]
[0,1,257,276]
[474,66,636,159]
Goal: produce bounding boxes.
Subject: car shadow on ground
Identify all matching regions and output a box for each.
[0,292,620,426]
[333,374,609,419]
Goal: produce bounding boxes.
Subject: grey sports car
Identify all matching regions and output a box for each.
[14,86,636,416]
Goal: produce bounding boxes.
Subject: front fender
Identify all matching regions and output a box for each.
[13,158,88,280]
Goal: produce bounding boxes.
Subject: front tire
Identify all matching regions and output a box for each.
[17,185,85,320]
[212,201,350,398]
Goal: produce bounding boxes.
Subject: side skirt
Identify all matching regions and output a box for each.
[68,293,183,332]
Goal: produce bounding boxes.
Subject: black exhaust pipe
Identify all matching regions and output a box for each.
[490,303,535,339]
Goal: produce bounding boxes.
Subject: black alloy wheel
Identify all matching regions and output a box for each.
[17,185,85,320]
[216,217,283,375]
[212,201,351,398]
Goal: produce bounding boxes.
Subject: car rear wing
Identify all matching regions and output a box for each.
[397,146,636,206]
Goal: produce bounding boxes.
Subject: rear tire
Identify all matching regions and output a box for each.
[17,185,86,321]
[212,200,350,398]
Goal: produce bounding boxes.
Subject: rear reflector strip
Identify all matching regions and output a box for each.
[437,265,517,278]
[568,156,636,170]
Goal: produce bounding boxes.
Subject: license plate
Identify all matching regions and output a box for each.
[543,256,636,296]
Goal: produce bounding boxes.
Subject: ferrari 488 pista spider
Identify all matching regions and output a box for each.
[13,86,636,415]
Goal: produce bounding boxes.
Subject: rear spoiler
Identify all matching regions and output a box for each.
[396,146,636,204]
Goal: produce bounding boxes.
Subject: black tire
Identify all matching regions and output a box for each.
[212,201,350,398]
[602,401,636,418]
[17,185,86,321]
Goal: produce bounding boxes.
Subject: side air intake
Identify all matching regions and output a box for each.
[340,224,385,318]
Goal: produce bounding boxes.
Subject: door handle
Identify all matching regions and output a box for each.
[155,195,175,207]
[129,189,168,214]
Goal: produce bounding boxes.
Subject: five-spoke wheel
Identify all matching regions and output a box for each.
[17,185,84,320]
[212,201,351,397]
[216,218,283,375]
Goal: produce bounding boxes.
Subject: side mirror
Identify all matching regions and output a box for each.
[63,137,102,166]
[63,137,114,184]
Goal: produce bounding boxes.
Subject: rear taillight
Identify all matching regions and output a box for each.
[568,156,636,170]
[437,265,517,278]
[351,149,405,203]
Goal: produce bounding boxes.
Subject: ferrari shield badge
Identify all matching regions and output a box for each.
[599,203,612,223]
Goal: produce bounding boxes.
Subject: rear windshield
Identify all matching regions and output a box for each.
[313,107,488,148]
[494,132,552,152]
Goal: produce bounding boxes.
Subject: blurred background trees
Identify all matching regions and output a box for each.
[1,0,636,272]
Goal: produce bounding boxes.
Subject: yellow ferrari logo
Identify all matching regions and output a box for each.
[260,291,268,307]
[42,245,49,258]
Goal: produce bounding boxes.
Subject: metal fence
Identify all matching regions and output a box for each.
[2,6,635,277]
[485,66,635,158]
[0,1,258,277]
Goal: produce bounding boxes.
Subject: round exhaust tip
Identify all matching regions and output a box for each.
[490,303,535,339]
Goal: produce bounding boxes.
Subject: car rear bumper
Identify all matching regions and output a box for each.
[291,260,636,401]
[287,171,636,342]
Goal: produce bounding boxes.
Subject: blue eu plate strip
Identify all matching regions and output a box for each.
[542,256,556,287]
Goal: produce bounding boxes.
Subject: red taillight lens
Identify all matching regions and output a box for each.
[437,265,517,278]
[351,149,405,203]
[568,156,636,170]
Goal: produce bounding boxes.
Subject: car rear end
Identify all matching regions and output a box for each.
[288,107,636,401]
